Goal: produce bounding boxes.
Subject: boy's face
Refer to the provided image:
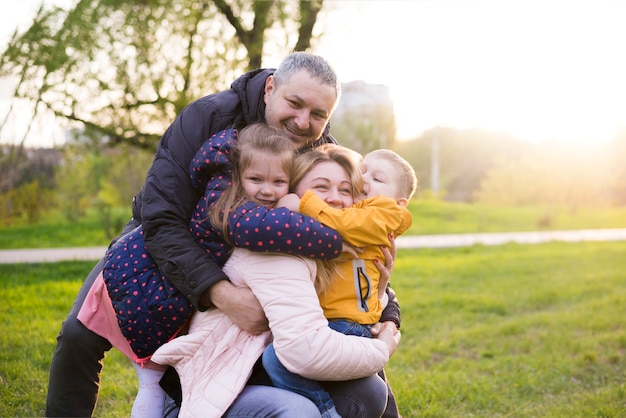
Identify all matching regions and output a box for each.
[361,157,402,201]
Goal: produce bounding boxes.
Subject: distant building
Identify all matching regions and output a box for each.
[333,81,392,119]
[330,81,396,153]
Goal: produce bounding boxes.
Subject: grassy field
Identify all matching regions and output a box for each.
[2,200,626,249]
[1,241,625,417]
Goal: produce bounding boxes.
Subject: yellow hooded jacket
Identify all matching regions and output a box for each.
[298,190,412,325]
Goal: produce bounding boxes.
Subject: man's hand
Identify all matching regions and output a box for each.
[371,321,401,356]
[206,280,269,335]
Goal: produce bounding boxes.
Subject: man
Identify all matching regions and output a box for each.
[46,51,401,417]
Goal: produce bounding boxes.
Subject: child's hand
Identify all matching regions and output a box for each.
[277,193,301,211]
[340,242,363,258]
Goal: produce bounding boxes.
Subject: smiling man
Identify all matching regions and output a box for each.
[46,51,402,418]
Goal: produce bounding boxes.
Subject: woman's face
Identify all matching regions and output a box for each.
[294,161,354,209]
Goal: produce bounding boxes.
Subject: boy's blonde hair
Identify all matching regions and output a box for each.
[364,149,418,200]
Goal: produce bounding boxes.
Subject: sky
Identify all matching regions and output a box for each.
[314,0,626,144]
[3,0,626,147]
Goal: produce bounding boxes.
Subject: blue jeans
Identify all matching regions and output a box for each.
[328,319,373,337]
[163,377,388,418]
[261,320,376,416]
[162,385,320,418]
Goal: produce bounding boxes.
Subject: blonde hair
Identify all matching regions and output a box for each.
[209,123,296,244]
[364,149,418,200]
[291,144,364,294]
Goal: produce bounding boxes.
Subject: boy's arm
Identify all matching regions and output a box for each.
[298,191,411,247]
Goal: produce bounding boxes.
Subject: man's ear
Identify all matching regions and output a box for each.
[263,75,275,102]
[397,198,409,207]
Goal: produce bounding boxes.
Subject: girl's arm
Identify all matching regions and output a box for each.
[226,201,343,260]
[189,131,344,261]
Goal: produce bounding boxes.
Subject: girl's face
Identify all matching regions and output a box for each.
[295,161,354,209]
[241,153,290,208]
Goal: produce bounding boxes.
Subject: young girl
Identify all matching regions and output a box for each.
[77,124,345,417]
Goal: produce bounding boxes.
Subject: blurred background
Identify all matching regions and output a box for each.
[1,0,625,231]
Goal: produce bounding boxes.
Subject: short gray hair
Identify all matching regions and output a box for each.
[273,51,341,102]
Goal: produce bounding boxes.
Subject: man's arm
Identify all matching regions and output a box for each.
[141,98,233,310]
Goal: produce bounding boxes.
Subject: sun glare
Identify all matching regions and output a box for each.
[3,0,626,147]
[317,1,626,145]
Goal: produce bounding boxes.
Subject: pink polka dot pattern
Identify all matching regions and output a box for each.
[103,128,343,359]
[103,227,193,359]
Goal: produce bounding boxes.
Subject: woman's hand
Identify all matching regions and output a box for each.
[371,321,401,356]
[206,280,269,335]
[374,233,396,293]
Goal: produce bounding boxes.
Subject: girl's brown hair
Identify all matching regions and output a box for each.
[209,123,296,244]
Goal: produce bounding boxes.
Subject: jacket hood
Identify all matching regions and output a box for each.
[230,68,274,128]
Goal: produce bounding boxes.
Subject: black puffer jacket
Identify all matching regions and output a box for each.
[129,68,400,327]
[131,69,333,310]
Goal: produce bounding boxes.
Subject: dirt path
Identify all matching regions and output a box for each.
[2,228,626,264]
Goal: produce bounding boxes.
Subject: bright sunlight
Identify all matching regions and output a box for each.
[4,0,626,146]
[316,1,626,144]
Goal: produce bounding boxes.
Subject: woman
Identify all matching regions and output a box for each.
[151,142,401,418]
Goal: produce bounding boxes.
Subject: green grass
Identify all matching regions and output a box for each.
[2,201,626,249]
[0,208,131,249]
[405,200,626,235]
[0,261,137,417]
[387,241,626,417]
[2,241,626,417]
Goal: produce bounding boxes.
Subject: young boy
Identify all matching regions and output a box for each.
[262,148,417,418]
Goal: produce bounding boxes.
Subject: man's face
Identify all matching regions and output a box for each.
[263,70,337,148]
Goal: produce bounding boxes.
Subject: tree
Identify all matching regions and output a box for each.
[474,141,618,209]
[394,127,528,202]
[0,0,325,150]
